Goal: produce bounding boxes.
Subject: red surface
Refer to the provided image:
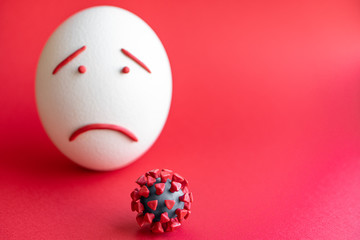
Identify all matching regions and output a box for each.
[1,0,360,239]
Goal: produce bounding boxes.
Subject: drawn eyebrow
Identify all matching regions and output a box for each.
[121,48,151,73]
[52,46,86,74]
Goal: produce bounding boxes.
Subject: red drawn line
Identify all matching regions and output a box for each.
[53,46,86,74]
[121,48,151,73]
[69,123,138,142]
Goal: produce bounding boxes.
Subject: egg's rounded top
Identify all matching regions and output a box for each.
[36,6,172,170]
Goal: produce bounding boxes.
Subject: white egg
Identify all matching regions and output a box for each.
[36,6,172,171]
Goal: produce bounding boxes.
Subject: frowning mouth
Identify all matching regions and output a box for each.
[69,123,138,142]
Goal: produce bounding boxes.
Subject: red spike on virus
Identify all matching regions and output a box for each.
[170,181,182,193]
[130,188,140,201]
[175,208,188,221]
[147,200,158,211]
[160,171,172,183]
[164,200,175,210]
[185,210,191,220]
[138,185,150,198]
[152,222,164,233]
[131,201,144,212]
[136,175,147,186]
[144,213,155,223]
[184,202,191,210]
[147,176,156,187]
[179,193,191,203]
[182,186,189,194]
[136,213,145,227]
[155,183,165,195]
[168,218,181,231]
[182,178,189,187]
[149,169,161,178]
[172,173,184,183]
[160,212,170,223]
[131,169,193,233]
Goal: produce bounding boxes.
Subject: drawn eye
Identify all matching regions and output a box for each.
[121,49,151,73]
[78,65,86,74]
[52,46,86,75]
[121,66,130,74]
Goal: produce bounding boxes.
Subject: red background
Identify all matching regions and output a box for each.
[1,0,360,239]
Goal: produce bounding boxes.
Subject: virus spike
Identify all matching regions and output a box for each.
[182,186,189,194]
[131,201,136,211]
[155,183,165,195]
[133,201,144,212]
[147,200,158,211]
[185,210,191,220]
[164,200,175,210]
[160,212,170,223]
[179,193,191,203]
[165,222,173,232]
[161,169,173,173]
[130,189,140,201]
[131,201,144,212]
[184,202,191,210]
[170,218,181,230]
[182,178,189,187]
[160,171,171,183]
[151,222,164,233]
[161,174,171,183]
[170,181,182,192]
[144,213,155,223]
[161,169,173,182]
[176,208,188,220]
[147,176,156,187]
[136,175,147,186]
[189,192,194,202]
[138,185,150,198]
[136,213,145,227]
[149,169,160,178]
[172,173,184,183]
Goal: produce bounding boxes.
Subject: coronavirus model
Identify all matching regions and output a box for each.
[130,169,193,233]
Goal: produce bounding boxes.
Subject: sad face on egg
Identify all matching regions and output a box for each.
[36,6,172,171]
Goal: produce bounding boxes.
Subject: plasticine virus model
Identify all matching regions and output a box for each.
[131,169,193,233]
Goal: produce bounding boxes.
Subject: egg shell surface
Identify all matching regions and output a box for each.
[36,6,172,171]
